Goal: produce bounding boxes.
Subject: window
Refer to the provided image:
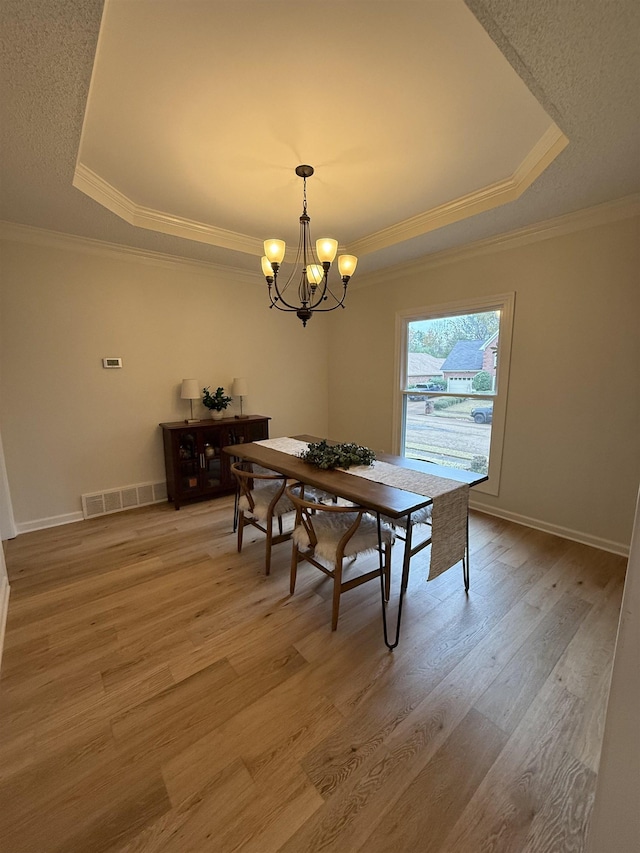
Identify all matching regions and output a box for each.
[394,293,515,496]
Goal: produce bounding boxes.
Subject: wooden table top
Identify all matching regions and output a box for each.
[223,434,487,520]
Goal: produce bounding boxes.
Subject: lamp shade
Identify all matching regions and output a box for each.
[264,239,285,265]
[180,378,200,400]
[232,377,248,397]
[338,254,358,278]
[306,264,324,286]
[261,256,274,278]
[316,237,338,263]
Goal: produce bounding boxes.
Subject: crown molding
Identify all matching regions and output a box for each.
[347,126,568,257]
[3,193,637,291]
[513,125,568,190]
[0,220,261,285]
[72,163,264,256]
[73,128,567,262]
[355,193,640,290]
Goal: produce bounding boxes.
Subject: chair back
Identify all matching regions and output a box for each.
[231,461,289,518]
[286,481,393,630]
[286,481,376,564]
[231,462,294,576]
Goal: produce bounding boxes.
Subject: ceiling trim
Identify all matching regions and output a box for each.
[72,163,264,255]
[353,193,640,289]
[73,126,567,262]
[0,220,259,284]
[3,193,636,288]
[348,126,569,256]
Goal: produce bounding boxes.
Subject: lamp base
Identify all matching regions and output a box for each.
[234,415,249,419]
[184,399,199,424]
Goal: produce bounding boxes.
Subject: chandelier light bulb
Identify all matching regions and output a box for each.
[264,239,286,265]
[261,256,274,278]
[306,264,324,286]
[316,238,338,263]
[338,254,358,278]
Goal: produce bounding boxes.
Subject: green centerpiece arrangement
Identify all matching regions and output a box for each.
[298,439,376,470]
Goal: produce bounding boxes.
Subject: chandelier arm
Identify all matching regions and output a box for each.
[268,264,344,313]
[304,289,348,313]
[270,284,306,312]
[302,285,330,311]
[310,276,347,310]
[271,275,304,311]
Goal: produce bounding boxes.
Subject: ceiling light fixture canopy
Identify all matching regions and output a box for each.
[261,165,357,327]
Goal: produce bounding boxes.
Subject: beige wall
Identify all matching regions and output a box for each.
[1,212,638,549]
[328,214,640,550]
[0,236,330,528]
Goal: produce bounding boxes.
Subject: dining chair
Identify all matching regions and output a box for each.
[231,461,295,575]
[286,482,394,631]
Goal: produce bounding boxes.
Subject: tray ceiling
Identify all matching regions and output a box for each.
[73,0,566,263]
[2,0,638,276]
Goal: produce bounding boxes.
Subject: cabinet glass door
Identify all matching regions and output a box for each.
[227,424,246,446]
[177,431,200,494]
[201,428,223,489]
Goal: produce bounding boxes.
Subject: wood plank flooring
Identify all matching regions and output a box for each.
[0,498,627,852]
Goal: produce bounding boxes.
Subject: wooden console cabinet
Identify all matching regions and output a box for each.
[159,415,270,509]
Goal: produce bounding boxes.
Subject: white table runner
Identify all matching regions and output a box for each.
[256,437,469,579]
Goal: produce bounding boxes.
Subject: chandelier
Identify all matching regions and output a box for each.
[261,165,357,327]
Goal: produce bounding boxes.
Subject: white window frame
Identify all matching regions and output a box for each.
[393,292,515,497]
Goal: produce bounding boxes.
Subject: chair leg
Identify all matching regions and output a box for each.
[290,545,300,594]
[331,563,343,631]
[265,519,273,576]
[233,488,239,533]
[237,512,244,553]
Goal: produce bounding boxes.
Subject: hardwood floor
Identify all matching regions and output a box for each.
[0,498,627,852]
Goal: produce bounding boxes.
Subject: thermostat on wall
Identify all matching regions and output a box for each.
[102,357,123,369]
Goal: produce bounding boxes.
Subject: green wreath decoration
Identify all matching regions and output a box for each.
[298,439,376,470]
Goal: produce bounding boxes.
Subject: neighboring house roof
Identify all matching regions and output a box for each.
[440,340,485,372]
[407,352,444,376]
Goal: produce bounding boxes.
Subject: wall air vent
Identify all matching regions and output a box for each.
[81,481,167,519]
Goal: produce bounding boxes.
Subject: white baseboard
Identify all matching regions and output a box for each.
[470,499,629,558]
[16,511,84,535]
[0,576,9,672]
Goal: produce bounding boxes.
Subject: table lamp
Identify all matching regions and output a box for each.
[180,378,200,422]
[232,377,248,418]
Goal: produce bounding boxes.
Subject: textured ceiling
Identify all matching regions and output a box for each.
[1,0,639,278]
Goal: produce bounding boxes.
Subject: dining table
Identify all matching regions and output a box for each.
[223,434,488,650]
